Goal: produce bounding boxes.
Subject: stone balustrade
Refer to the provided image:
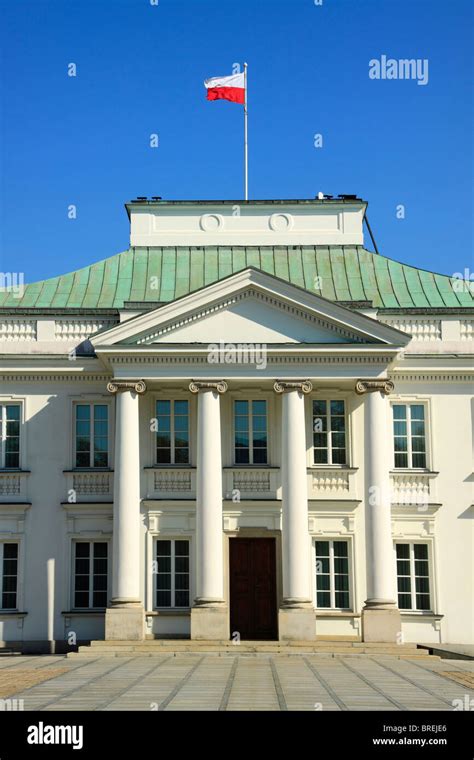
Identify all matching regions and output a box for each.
[145,467,196,499]
[64,471,113,502]
[0,471,30,501]
[390,471,438,508]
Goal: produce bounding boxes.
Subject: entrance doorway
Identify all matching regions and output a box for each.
[229,537,278,640]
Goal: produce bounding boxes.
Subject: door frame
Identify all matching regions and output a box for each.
[226,530,281,640]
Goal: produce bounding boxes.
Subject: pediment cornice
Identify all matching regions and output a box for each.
[135,288,366,345]
[90,268,412,350]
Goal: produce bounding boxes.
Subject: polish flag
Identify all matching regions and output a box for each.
[204,72,245,104]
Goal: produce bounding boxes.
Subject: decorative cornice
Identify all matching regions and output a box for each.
[355,379,394,395]
[107,380,147,395]
[109,354,395,365]
[389,372,474,382]
[135,289,365,346]
[189,380,228,394]
[0,374,110,382]
[273,380,313,394]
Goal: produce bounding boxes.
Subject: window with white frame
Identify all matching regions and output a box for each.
[234,400,268,464]
[0,543,19,610]
[74,403,109,468]
[155,539,190,608]
[315,540,350,609]
[0,403,21,469]
[392,403,427,469]
[73,541,108,609]
[155,400,189,464]
[312,400,346,465]
[396,543,431,611]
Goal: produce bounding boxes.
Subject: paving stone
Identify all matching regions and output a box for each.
[1,653,473,711]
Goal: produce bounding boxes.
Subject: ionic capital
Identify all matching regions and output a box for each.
[355,379,394,396]
[273,380,313,394]
[107,380,147,395]
[189,380,228,394]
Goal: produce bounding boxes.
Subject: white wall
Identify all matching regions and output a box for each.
[0,374,472,646]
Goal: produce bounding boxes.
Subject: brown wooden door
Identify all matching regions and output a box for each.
[229,538,278,640]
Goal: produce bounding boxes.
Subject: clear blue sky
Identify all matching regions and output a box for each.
[0,0,472,284]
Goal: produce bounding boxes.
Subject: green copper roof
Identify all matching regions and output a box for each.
[1,246,472,310]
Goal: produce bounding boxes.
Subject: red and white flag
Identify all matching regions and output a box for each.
[204,72,245,104]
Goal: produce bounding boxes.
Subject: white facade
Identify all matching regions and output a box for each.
[0,199,472,651]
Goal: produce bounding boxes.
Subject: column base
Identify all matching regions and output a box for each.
[190,602,228,640]
[279,603,315,641]
[105,602,144,641]
[362,601,401,643]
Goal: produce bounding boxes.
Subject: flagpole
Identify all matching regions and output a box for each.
[244,62,248,201]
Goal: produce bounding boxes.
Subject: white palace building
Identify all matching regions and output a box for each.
[0,197,472,651]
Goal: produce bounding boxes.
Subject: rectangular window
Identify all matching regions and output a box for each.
[234,400,268,465]
[396,543,431,611]
[155,539,190,608]
[156,400,189,464]
[315,540,350,609]
[393,404,427,468]
[0,543,18,610]
[73,541,108,609]
[0,404,21,469]
[313,400,346,465]
[75,404,109,468]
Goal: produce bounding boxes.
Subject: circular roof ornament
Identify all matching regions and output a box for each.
[200,213,224,231]
[269,212,294,232]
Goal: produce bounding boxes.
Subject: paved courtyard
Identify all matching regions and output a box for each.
[0,654,473,711]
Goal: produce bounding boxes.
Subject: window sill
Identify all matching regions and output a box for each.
[144,465,195,470]
[0,469,30,474]
[63,468,114,473]
[390,469,438,476]
[146,609,191,616]
[308,466,358,472]
[224,465,279,470]
[0,610,27,617]
[61,610,106,616]
[399,611,443,618]
[315,610,359,617]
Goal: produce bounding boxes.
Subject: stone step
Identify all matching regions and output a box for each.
[69,639,430,658]
[69,649,437,659]
[80,646,417,653]
[78,648,420,655]
[86,639,419,649]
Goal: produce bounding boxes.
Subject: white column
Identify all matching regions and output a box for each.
[274,380,315,640]
[105,379,146,640]
[189,380,228,639]
[356,379,401,642]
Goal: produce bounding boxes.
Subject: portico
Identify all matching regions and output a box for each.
[102,369,402,642]
[96,263,408,643]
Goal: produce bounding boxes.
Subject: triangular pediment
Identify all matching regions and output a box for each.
[91,268,411,349]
